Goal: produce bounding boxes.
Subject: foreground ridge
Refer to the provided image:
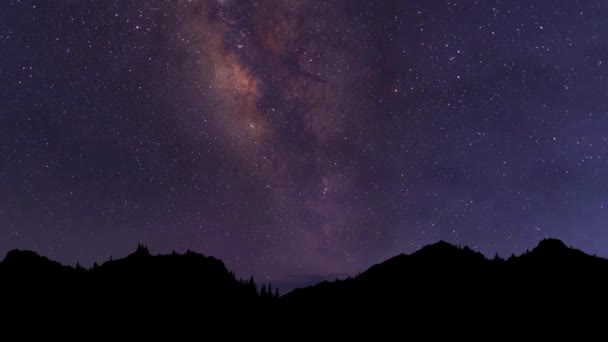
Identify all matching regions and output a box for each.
[1,238,607,329]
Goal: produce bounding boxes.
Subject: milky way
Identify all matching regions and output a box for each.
[2,0,608,290]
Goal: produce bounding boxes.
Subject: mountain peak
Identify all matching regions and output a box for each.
[533,238,569,252]
[2,249,63,270]
[4,249,41,261]
[415,240,459,255]
[429,240,458,249]
[4,249,45,267]
[433,240,456,248]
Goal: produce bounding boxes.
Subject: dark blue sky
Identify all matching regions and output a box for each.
[1,0,608,289]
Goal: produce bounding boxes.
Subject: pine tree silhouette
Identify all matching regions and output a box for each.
[248,276,257,295]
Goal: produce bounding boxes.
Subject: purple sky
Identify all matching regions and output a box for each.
[2,0,608,291]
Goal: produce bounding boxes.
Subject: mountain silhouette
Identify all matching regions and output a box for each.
[2,249,66,274]
[280,238,608,329]
[0,245,263,328]
[1,238,607,331]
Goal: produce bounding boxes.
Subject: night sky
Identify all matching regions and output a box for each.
[2,0,608,290]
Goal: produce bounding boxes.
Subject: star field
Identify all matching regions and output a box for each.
[1,0,608,290]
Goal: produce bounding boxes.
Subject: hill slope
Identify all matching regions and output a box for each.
[282,238,608,319]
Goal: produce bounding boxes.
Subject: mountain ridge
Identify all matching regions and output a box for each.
[1,238,605,294]
[1,238,607,329]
